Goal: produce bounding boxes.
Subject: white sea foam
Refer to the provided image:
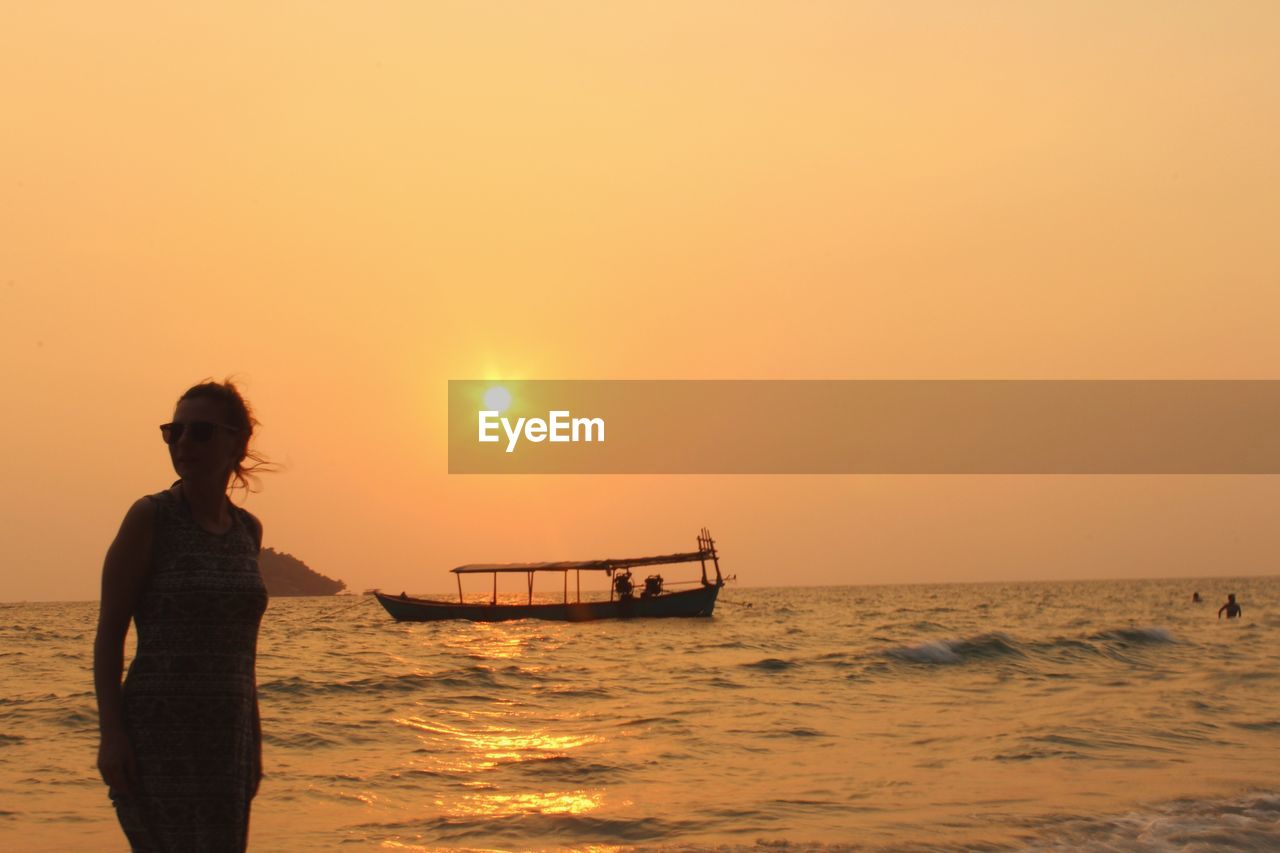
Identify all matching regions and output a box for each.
[886,639,963,663]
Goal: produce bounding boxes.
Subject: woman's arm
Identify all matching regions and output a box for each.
[93,497,155,792]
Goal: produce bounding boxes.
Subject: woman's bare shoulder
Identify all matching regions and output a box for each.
[114,495,160,542]
[129,495,159,517]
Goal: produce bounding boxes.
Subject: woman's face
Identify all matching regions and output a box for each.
[167,397,245,483]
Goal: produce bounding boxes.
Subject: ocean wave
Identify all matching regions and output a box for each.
[1231,720,1280,731]
[707,640,751,649]
[263,731,343,749]
[886,640,963,664]
[881,626,1185,669]
[509,755,624,782]
[884,632,1024,665]
[614,716,682,728]
[771,727,827,738]
[892,606,959,614]
[812,651,857,668]
[743,657,798,671]
[51,708,97,730]
[1089,626,1178,645]
[0,690,95,707]
[355,813,699,844]
[619,792,1280,851]
[725,725,829,739]
[990,746,1088,762]
[539,685,610,698]
[258,667,506,696]
[1019,790,1280,851]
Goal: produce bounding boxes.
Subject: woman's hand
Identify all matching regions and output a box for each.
[98,727,137,793]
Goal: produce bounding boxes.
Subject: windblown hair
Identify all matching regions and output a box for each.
[177,378,277,497]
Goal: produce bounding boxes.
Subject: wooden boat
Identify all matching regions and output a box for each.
[373,528,726,622]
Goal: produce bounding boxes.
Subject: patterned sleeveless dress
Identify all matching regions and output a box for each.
[110,485,268,852]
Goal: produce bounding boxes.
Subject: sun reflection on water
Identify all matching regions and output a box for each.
[395,715,604,774]
[381,842,621,853]
[437,622,568,660]
[435,789,604,818]
[382,623,613,836]
[445,631,528,660]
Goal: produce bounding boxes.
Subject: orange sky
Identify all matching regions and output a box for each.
[3,3,1279,601]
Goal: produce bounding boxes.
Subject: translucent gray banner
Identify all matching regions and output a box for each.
[447,380,1280,474]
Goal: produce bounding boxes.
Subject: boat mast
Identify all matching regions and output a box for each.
[698,531,708,586]
[710,531,722,586]
[702,527,722,586]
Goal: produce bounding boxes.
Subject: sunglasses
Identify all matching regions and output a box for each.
[159,421,243,445]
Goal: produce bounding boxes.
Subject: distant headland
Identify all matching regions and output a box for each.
[258,547,347,596]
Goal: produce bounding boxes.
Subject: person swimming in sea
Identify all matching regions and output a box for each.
[1218,593,1242,619]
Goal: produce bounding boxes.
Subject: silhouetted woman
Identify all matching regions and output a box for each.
[94,380,271,851]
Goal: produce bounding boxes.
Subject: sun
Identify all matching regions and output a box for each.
[483,386,512,412]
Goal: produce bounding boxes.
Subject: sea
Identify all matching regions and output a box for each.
[2,578,1279,852]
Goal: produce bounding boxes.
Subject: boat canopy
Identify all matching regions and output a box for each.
[452,550,712,574]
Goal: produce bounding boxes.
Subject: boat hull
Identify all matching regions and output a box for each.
[373,584,722,622]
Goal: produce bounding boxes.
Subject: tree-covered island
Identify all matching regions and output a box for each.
[257,547,347,596]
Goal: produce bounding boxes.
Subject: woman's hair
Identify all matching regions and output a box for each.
[176,378,276,496]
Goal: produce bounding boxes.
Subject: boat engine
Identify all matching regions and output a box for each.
[642,574,664,598]
[613,570,634,599]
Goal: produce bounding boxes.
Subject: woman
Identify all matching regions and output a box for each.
[94,380,271,851]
